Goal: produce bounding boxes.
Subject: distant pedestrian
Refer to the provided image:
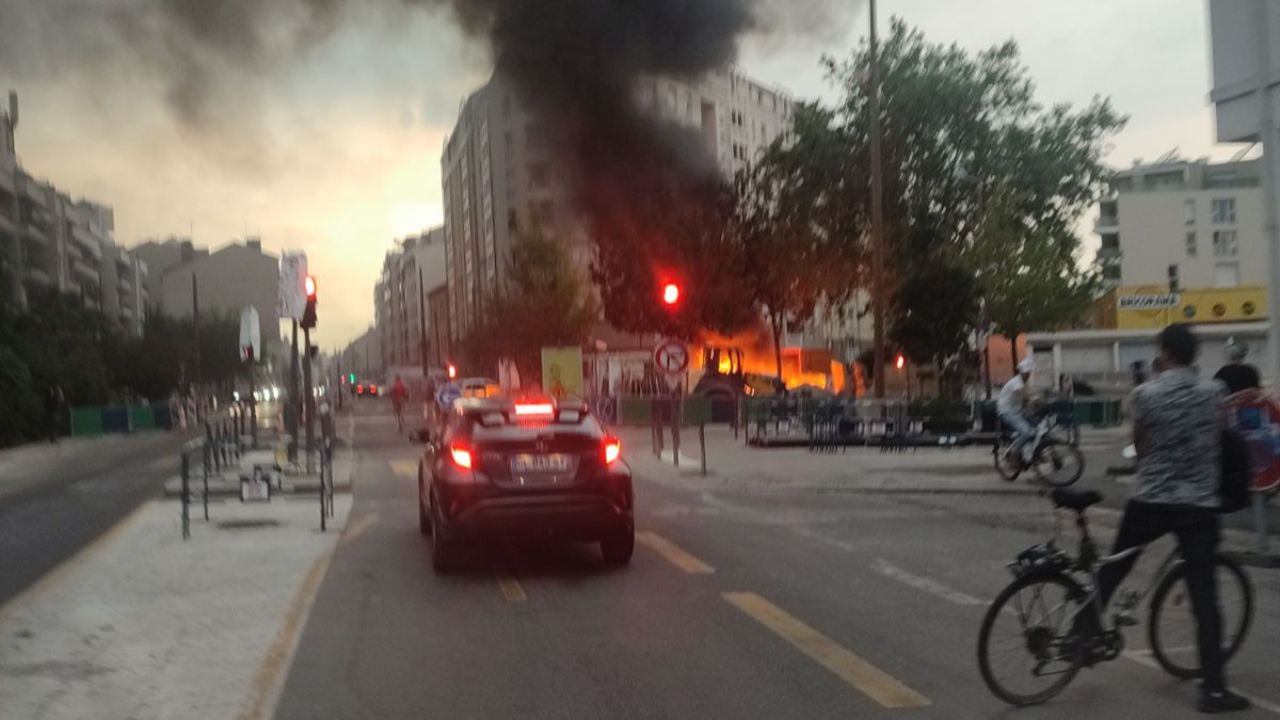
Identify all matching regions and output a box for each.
[44,384,65,444]
[1214,338,1261,396]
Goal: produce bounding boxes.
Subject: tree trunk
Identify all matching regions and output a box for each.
[769,310,784,382]
[1008,334,1019,376]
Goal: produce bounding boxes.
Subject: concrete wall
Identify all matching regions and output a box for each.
[157,241,280,358]
[1117,187,1264,288]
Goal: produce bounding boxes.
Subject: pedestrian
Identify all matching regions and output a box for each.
[1214,338,1261,396]
[44,383,65,444]
[1094,324,1250,712]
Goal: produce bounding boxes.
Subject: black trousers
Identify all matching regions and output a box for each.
[1096,500,1225,690]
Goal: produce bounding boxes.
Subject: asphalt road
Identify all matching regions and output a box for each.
[275,403,1280,719]
[0,431,189,606]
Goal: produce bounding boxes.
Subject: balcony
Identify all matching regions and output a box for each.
[72,225,103,260]
[1096,245,1121,259]
[1094,215,1119,233]
[71,258,99,283]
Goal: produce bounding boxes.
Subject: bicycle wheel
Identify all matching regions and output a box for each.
[978,574,1087,706]
[993,442,1021,482]
[1032,439,1084,488]
[1147,554,1253,680]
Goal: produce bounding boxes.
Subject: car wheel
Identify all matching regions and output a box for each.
[430,497,454,573]
[600,528,634,566]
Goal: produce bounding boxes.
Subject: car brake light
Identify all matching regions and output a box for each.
[604,437,621,465]
[449,445,473,470]
[514,403,554,419]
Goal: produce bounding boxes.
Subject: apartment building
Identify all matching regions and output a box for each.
[149,238,282,359]
[374,227,447,370]
[440,69,793,343]
[1095,157,1263,292]
[1,92,147,335]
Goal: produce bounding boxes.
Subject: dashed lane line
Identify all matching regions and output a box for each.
[498,576,527,603]
[871,558,985,607]
[340,513,379,546]
[389,460,418,479]
[723,591,930,709]
[636,531,715,574]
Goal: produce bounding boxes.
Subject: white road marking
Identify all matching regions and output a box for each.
[1122,651,1280,715]
[871,558,985,607]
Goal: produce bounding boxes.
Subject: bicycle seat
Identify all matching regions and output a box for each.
[1050,488,1103,512]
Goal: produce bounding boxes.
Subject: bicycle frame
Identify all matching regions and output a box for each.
[1052,512,1181,636]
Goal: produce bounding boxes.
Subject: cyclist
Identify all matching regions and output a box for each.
[1214,338,1260,395]
[997,358,1036,470]
[390,375,408,430]
[1094,324,1250,713]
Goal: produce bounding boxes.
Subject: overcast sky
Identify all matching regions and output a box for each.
[0,0,1235,348]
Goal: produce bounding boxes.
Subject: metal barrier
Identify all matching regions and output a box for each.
[649,398,708,476]
[179,437,210,541]
[317,410,336,531]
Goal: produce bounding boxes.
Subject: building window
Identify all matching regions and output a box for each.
[1185,231,1196,257]
[1102,264,1121,281]
[1213,229,1238,257]
[1215,262,1240,288]
[1184,199,1195,225]
[1211,197,1236,224]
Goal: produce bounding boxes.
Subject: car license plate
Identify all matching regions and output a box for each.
[510,454,571,473]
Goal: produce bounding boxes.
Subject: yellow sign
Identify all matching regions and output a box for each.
[1112,286,1267,329]
[540,347,584,400]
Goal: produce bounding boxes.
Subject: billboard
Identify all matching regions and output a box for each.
[278,252,308,321]
[541,347,584,400]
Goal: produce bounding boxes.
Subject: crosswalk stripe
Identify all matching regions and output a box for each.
[498,576,527,603]
[723,591,930,709]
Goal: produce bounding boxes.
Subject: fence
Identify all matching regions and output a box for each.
[176,413,246,541]
[70,405,174,436]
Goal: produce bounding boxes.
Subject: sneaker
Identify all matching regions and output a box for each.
[1199,687,1252,713]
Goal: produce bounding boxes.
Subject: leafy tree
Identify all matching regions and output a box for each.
[460,222,598,385]
[810,20,1124,382]
[888,258,979,373]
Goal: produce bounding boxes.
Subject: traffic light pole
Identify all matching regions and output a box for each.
[303,327,314,474]
[289,320,299,463]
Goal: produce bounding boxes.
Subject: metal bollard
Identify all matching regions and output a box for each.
[671,396,680,468]
[202,448,210,522]
[699,423,707,476]
[181,449,191,540]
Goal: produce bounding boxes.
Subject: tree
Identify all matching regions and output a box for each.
[460,222,598,385]
[812,20,1124,379]
[888,259,979,375]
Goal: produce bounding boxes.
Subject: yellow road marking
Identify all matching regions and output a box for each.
[341,513,379,546]
[722,591,929,709]
[0,501,150,623]
[498,576,527,603]
[389,460,418,479]
[636,531,714,574]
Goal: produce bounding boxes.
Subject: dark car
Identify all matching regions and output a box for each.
[418,397,634,572]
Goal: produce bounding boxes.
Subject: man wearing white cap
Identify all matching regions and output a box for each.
[997,357,1037,468]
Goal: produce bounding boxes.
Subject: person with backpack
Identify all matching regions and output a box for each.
[1093,324,1250,713]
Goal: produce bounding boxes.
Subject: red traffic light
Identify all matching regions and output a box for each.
[447,363,457,379]
[895,354,906,370]
[661,282,680,306]
[304,275,317,299]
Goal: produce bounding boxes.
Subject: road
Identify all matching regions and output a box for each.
[0,431,189,605]
[275,402,1280,719]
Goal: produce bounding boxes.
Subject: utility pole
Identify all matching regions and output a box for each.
[868,0,888,399]
[1254,0,1280,389]
[289,320,299,463]
[418,266,429,374]
[303,327,314,473]
[192,274,202,420]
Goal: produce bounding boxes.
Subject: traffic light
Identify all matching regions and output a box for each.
[301,275,318,329]
[895,353,906,370]
[661,282,680,308]
[447,363,458,380]
[347,372,356,383]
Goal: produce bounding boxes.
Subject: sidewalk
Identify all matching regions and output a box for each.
[0,430,356,720]
[620,424,1040,495]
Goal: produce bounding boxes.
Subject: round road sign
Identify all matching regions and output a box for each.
[654,339,690,375]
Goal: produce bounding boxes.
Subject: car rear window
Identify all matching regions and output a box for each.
[471,415,604,443]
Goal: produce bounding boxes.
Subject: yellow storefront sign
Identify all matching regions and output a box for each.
[1111,286,1267,329]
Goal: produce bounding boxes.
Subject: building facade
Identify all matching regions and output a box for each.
[440,69,793,343]
[1,92,147,335]
[374,227,447,370]
[152,238,281,359]
[339,327,383,381]
[1095,157,1264,292]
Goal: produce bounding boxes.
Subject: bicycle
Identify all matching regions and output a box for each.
[977,488,1254,707]
[993,413,1084,487]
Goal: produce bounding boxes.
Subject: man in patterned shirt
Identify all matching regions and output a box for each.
[1095,324,1249,713]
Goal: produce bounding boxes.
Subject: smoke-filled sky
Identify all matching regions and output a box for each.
[0,0,1234,347]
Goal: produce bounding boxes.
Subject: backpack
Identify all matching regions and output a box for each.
[1219,429,1252,514]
